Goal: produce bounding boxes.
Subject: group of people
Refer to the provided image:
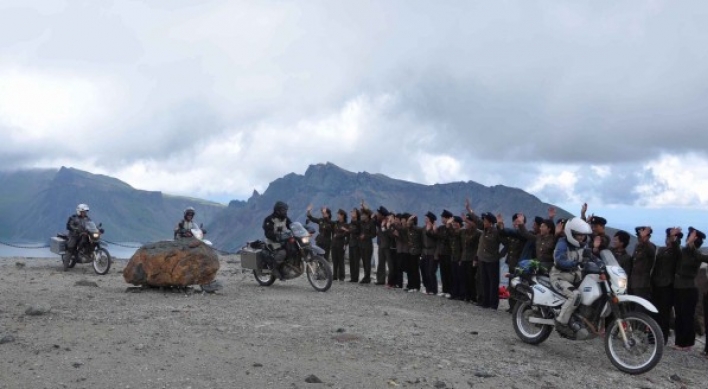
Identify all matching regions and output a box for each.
[299,200,708,355]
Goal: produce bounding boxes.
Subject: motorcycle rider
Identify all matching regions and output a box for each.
[262,201,293,280]
[551,217,593,326]
[66,203,92,257]
[174,207,205,239]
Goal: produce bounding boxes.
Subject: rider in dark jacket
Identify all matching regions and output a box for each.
[66,203,92,256]
[262,201,293,279]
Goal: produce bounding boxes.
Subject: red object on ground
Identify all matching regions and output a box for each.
[498,285,510,300]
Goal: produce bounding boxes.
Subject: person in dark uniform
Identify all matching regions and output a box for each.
[422,212,438,295]
[331,209,349,281]
[374,206,391,285]
[406,215,423,292]
[358,204,376,284]
[468,205,503,310]
[435,209,454,297]
[629,226,656,302]
[498,213,529,312]
[611,230,633,278]
[448,215,466,300]
[462,213,481,302]
[673,227,708,351]
[392,213,409,289]
[651,227,682,345]
[307,205,334,262]
[346,208,361,282]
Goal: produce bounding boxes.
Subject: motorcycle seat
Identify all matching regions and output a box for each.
[535,276,565,295]
[56,233,68,239]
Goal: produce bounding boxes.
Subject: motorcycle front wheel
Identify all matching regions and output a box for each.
[604,311,663,374]
[93,248,112,275]
[62,253,76,270]
[305,256,332,292]
[254,269,276,286]
[512,300,553,345]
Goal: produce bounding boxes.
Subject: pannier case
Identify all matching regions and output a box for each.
[50,237,67,255]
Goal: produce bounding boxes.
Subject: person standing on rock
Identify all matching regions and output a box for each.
[307,205,334,262]
[174,206,203,240]
[263,201,293,280]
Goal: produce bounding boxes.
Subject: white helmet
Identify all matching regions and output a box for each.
[564,217,592,248]
[76,203,90,215]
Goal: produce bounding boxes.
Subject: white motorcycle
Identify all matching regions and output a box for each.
[509,250,663,374]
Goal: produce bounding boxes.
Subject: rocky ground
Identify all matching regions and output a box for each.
[0,256,707,389]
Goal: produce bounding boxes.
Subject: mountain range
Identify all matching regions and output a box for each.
[0,163,573,252]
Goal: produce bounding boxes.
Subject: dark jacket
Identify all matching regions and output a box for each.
[358,218,376,247]
[674,245,708,289]
[630,240,656,290]
[332,221,349,249]
[307,213,333,249]
[262,213,292,242]
[651,241,680,288]
[408,226,423,257]
[434,225,451,256]
[462,228,481,262]
[347,220,360,248]
[612,248,633,280]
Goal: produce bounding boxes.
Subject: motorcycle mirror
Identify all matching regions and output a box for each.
[200,223,204,228]
[98,222,102,227]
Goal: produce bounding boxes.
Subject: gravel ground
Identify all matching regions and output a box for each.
[0,256,706,389]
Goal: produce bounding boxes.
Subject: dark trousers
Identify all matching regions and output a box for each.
[425,257,439,294]
[451,261,469,299]
[394,251,407,288]
[652,285,674,345]
[673,287,698,347]
[406,254,421,290]
[348,245,360,281]
[479,261,500,309]
[360,243,373,281]
[420,255,430,291]
[439,254,452,294]
[331,246,346,281]
[322,246,331,262]
[476,263,483,301]
[376,246,390,284]
[465,263,477,302]
[387,249,399,286]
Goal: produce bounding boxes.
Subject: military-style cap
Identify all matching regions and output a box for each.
[425,211,437,222]
[689,226,706,240]
[441,209,453,219]
[534,216,544,225]
[541,219,555,231]
[589,216,607,226]
[453,216,464,225]
[401,212,411,220]
[634,226,653,237]
[512,213,525,222]
[377,206,390,216]
[481,212,497,224]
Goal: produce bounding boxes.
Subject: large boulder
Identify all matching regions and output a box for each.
[123,240,219,287]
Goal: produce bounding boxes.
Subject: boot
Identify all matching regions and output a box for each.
[556,290,580,325]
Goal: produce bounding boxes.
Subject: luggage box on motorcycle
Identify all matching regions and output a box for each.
[49,237,66,255]
[240,248,260,270]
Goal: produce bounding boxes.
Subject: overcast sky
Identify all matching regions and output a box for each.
[2,1,708,232]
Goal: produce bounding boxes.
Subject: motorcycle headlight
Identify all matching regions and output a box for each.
[301,236,310,245]
[617,276,627,290]
[92,233,100,239]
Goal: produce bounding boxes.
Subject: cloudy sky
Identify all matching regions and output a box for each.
[2,1,708,233]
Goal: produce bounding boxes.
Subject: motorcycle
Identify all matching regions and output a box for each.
[509,250,663,374]
[176,223,212,246]
[239,222,333,292]
[50,221,112,275]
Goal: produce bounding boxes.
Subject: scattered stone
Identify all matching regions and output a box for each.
[669,374,682,383]
[253,363,263,367]
[336,328,345,333]
[474,371,495,378]
[0,335,16,344]
[434,381,447,388]
[125,287,143,293]
[304,374,323,383]
[72,362,83,368]
[75,279,99,287]
[25,304,51,316]
[383,311,389,316]
[470,331,479,335]
[200,280,223,293]
[135,344,145,351]
[15,262,25,268]
[468,380,475,388]
[387,379,399,387]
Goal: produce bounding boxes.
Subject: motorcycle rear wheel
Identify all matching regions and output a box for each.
[306,256,332,292]
[62,253,76,270]
[93,248,112,275]
[512,301,553,345]
[604,311,663,374]
[254,269,276,286]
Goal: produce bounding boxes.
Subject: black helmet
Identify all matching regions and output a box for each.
[274,201,288,218]
[184,206,195,217]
